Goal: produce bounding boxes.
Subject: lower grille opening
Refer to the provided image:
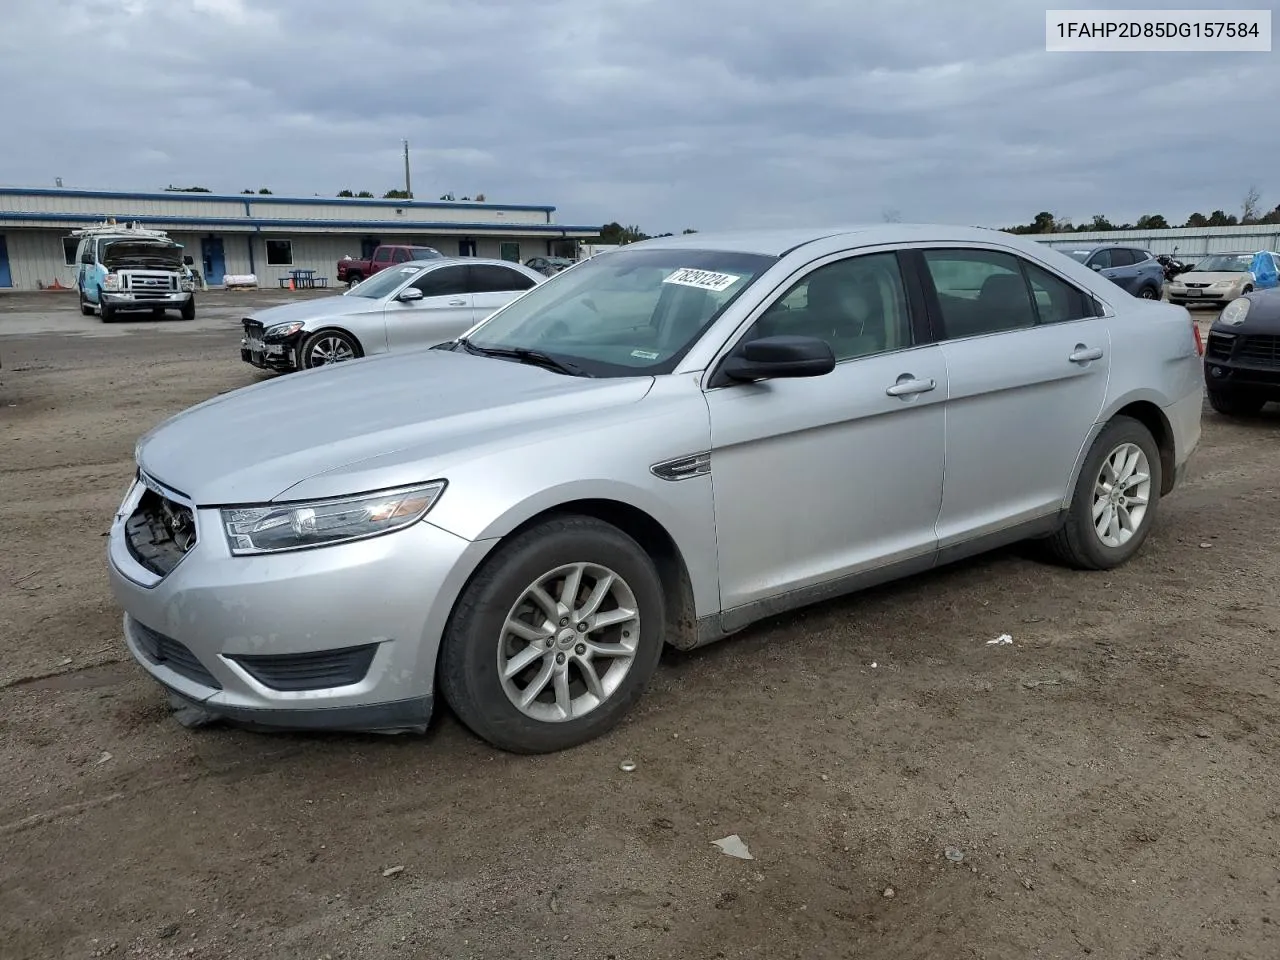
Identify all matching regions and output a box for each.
[125,486,197,577]
[132,621,222,689]
[229,644,379,692]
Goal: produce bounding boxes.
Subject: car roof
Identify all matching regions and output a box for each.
[401,256,531,269]
[627,224,1057,258]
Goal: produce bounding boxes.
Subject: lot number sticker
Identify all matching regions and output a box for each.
[663,267,741,293]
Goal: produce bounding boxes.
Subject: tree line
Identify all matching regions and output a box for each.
[1004,186,1280,234]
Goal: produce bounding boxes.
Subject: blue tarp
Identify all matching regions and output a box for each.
[1250,251,1279,289]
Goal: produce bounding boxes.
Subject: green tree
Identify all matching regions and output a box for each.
[384,189,413,200]
[1206,209,1238,227]
[164,184,211,192]
[682,228,698,234]
[1184,211,1209,228]
[1135,214,1169,230]
[258,187,272,195]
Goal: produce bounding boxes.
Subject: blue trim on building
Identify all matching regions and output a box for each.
[0,210,600,234]
[0,186,556,214]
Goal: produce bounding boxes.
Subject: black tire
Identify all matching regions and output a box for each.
[438,516,666,754]
[345,271,363,287]
[1138,285,1159,300]
[180,296,196,321]
[1207,388,1265,417]
[299,329,360,369]
[1046,415,1162,571]
[99,295,115,323]
[78,287,94,316]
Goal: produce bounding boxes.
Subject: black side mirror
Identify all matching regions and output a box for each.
[80,252,94,264]
[720,335,835,383]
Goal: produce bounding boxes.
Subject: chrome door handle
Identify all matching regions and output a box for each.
[1069,345,1104,363]
[885,376,936,398]
[448,299,466,306]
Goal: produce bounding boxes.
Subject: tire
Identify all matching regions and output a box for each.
[1137,285,1159,300]
[78,288,94,316]
[1046,415,1162,571]
[1207,388,1265,417]
[438,516,666,754]
[299,329,360,368]
[180,296,196,321]
[345,271,363,287]
[99,295,115,323]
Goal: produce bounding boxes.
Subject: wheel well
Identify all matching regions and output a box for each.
[1114,401,1176,495]
[503,499,699,650]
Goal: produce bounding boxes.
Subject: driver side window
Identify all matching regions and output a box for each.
[750,253,912,361]
[412,266,469,297]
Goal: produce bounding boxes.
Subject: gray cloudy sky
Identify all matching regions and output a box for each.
[1,0,1275,231]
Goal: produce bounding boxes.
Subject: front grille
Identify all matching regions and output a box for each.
[1184,282,1212,289]
[132,620,222,689]
[1205,332,1235,362]
[228,644,379,691]
[125,274,177,291]
[125,483,197,577]
[1236,334,1280,367]
[242,318,265,337]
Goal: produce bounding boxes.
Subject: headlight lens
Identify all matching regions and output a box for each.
[1220,297,1250,326]
[266,321,304,338]
[103,273,120,291]
[221,481,446,555]
[181,279,194,292]
[1211,280,1231,288]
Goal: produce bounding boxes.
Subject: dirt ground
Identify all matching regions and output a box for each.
[1,291,1277,960]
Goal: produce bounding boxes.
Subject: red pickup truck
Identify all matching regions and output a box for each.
[337,244,443,285]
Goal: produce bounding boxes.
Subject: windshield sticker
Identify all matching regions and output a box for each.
[663,268,741,292]
[630,349,660,360]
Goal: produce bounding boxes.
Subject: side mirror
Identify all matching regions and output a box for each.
[1090,262,1104,271]
[720,335,835,383]
[396,287,424,303]
[183,255,194,266]
[80,252,94,264]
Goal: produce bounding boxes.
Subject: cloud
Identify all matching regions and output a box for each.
[0,0,1273,231]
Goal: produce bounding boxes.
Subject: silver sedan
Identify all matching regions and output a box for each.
[110,225,1204,754]
[239,257,546,372]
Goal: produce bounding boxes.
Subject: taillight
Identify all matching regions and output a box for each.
[1193,321,1204,356]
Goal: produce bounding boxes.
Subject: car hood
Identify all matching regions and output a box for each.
[247,295,379,327]
[135,350,655,505]
[1175,272,1250,284]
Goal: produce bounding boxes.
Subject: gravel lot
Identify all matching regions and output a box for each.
[2,290,1277,960]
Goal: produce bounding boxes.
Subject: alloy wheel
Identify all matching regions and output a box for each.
[1092,442,1152,548]
[308,335,354,365]
[497,562,640,723]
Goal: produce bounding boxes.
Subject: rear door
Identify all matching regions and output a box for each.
[914,246,1111,545]
[383,264,474,352]
[467,264,539,322]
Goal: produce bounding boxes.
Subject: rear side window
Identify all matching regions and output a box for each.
[1108,248,1136,267]
[921,249,1037,338]
[1087,249,1113,269]
[412,265,470,297]
[1023,262,1100,324]
[469,264,537,293]
[1131,249,1152,263]
[393,248,412,263]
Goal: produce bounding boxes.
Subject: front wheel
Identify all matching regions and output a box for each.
[180,296,196,321]
[438,516,666,754]
[78,288,94,316]
[1046,416,1162,570]
[299,329,359,368]
[99,297,116,323]
[1208,388,1265,417]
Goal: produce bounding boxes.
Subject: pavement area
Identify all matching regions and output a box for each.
[2,290,1278,960]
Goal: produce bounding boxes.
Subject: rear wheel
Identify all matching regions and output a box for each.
[1138,285,1159,300]
[300,329,359,368]
[345,271,363,287]
[1046,416,1162,570]
[1207,388,1265,417]
[439,516,666,754]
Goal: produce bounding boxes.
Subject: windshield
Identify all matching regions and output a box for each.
[347,264,420,298]
[1061,250,1093,263]
[462,247,777,376]
[100,239,183,267]
[409,247,442,260]
[1190,254,1253,273]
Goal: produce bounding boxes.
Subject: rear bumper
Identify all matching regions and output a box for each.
[1163,386,1203,489]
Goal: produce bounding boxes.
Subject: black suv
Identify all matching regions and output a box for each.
[1203,288,1280,416]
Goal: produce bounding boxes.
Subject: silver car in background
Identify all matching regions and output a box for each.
[109,224,1203,754]
[239,257,545,372]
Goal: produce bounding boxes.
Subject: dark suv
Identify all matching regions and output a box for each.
[1055,244,1166,300]
[1203,289,1280,416]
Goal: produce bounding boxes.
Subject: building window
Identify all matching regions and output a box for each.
[500,242,520,263]
[63,237,79,266]
[265,239,293,266]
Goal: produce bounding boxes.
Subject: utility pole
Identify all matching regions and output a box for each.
[403,140,412,199]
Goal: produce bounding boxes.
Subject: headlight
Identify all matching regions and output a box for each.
[1220,297,1250,326]
[1211,280,1231,288]
[221,481,446,555]
[181,279,194,292]
[265,321,305,338]
[103,274,120,291]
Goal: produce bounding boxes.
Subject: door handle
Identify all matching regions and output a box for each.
[448,299,466,306]
[1069,345,1104,363]
[885,376,936,398]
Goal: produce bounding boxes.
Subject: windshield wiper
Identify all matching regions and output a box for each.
[456,338,591,377]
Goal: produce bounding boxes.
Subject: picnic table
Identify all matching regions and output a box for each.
[278,269,329,290]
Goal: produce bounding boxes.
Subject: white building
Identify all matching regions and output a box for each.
[1033,223,1280,258]
[0,187,598,290]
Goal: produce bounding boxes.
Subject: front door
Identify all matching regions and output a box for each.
[705,250,947,614]
[201,237,226,286]
[467,263,538,323]
[0,235,11,288]
[383,264,474,351]
[915,246,1111,544]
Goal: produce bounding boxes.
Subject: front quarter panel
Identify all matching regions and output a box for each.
[424,374,721,618]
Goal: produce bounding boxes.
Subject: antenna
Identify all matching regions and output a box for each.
[403,139,412,199]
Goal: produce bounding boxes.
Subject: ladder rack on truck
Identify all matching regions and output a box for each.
[70,220,174,241]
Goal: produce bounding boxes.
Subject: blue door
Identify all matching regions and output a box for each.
[201,237,226,286]
[0,235,11,288]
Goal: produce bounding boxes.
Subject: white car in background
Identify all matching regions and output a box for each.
[239,258,545,372]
